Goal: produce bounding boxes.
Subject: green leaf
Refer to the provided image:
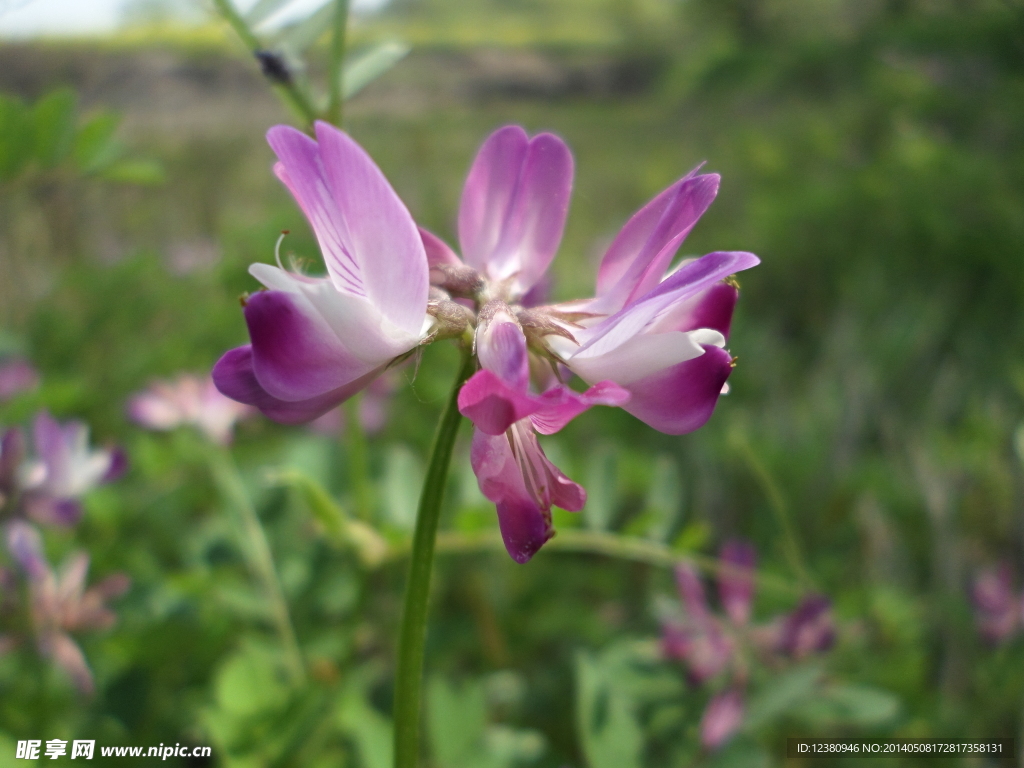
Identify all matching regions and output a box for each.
[428,677,489,768]
[32,87,77,168]
[743,664,823,731]
[337,676,393,768]
[342,41,411,100]
[99,158,165,185]
[74,110,123,173]
[273,1,333,56]
[792,684,901,728]
[214,642,292,718]
[0,94,32,181]
[575,652,643,768]
[244,0,295,27]
[382,444,423,531]
[583,444,619,531]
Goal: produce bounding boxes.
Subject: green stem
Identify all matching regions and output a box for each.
[345,395,373,521]
[211,0,319,132]
[393,348,476,768]
[327,0,351,126]
[208,446,306,685]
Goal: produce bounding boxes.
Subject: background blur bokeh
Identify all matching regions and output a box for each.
[1,0,1023,765]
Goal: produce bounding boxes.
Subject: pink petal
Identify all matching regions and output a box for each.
[476,313,530,389]
[595,171,720,313]
[718,540,756,626]
[528,380,630,435]
[244,290,377,402]
[458,126,573,297]
[620,345,734,435]
[43,633,95,695]
[700,689,744,750]
[419,227,462,267]
[213,346,381,425]
[675,563,710,620]
[458,369,540,436]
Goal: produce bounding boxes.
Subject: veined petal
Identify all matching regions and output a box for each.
[244,289,378,402]
[314,122,429,333]
[267,123,429,335]
[458,126,573,297]
[595,171,720,312]
[620,344,734,435]
[213,346,381,424]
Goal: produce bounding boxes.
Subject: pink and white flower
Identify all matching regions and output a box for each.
[128,374,254,445]
[213,121,431,424]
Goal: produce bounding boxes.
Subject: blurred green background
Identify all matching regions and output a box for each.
[1,0,1023,765]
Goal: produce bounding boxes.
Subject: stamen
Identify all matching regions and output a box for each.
[274,230,290,271]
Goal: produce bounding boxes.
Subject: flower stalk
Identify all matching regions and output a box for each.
[393,347,476,768]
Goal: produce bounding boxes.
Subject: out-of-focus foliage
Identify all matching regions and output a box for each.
[0,0,1022,764]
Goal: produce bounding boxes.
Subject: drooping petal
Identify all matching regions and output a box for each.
[459,369,540,436]
[213,346,381,424]
[700,689,745,750]
[618,345,734,435]
[595,171,720,313]
[243,289,377,402]
[458,126,573,297]
[528,381,630,435]
[718,540,756,626]
[267,125,429,336]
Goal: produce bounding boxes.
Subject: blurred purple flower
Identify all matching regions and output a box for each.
[0,358,39,401]
[6,520,129,694]
[128,374,255,445]
[700,688,745,750]
[972,565,1022,645]
[18,412,126,527]
[213,121,431,424]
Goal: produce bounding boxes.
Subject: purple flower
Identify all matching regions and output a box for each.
[700,688,745,750]
[213,121,431,424]
[0,358,39,402]
[18,412,126,527]
[6,520,129,694]
[972,566,1022,645]
[662,563,733,683]
[128,374,254,445]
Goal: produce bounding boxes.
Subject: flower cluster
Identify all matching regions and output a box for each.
[213,122,759,562]
[661,542,835,750]
[971,565,1024,645]
[0,410,128,693]
[128,373,255,445]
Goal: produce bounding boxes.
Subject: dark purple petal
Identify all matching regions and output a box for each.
[24,494,83,527]
[102,448,128,483]
[245,290,374,402]
[777,595,836,658]
[620,345,733,435]
[458,369,541,436]
[651,282,739,339]
[700,689,744,750]
[213,346,380,425]
[718,540,756,626]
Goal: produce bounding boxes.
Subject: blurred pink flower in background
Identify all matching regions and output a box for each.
[308,370,399,437]
[972,565,1022,645]
[128,374,255,445]
[6,521,129,694]
[0,358,39,402]
[662,541,836,751]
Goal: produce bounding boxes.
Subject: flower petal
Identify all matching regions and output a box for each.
[718,540,756,626]
[213,346,380,424]
[529,380,630,435]
[244,288,378,402]
[619,344,734,435]
[595,171,720,312]
[648,281,739,338]
[569,330,708,387]
[419,227,462,267]
[700,689,745,750]
[458,369,540,436]
[458,126,573,296]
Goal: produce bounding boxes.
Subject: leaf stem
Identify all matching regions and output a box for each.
[393,347,476,768]
[345,395,373,521]
[327,0,351,127]
[207,446,306,685]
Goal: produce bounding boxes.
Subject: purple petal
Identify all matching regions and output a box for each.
[419,227,462,267]
[7,520,49,581]
[43,633,95,695]
[777,595,836,658]
[619,345,733,435]
[458,126,573,297]
[0,427,25,496]
[574,251,758,362]
[700,689,744,750]
[476,313,530,389]
[972,566,1021,644]
[529,380,630,435]
[244,289,375,401]
[649,281,739,339]
[268,123,429,336]
[595,171,720,313]
[458,369,540,436]
[0,358,39,401]
[24,494,83,527]
[718,540,756,626]
[675,563,710,620]
[213,346,381,425]
[102,448,128,483]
